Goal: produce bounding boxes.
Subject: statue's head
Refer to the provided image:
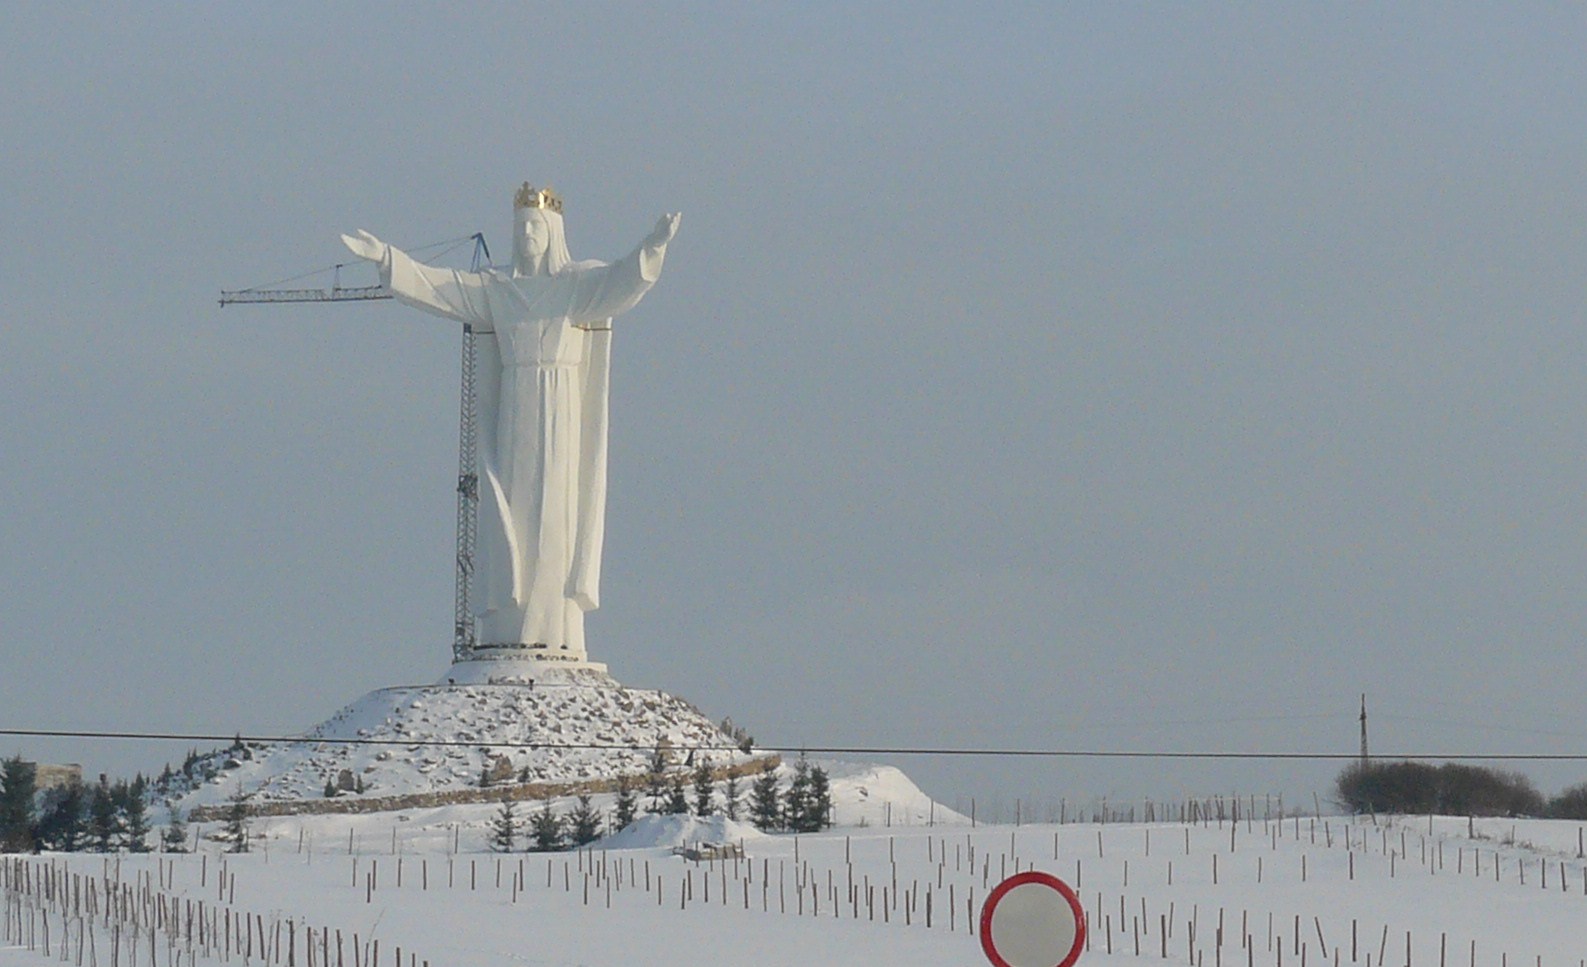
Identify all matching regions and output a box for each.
[512,183,572,276]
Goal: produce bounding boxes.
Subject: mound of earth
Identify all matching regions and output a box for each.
[161,665,764,816]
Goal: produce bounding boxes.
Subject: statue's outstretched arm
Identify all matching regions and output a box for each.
[342,229,490,325]
[566,213,680,324]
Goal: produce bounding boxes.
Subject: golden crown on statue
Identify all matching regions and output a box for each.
[514,182,563,213]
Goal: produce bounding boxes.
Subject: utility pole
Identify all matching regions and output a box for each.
[1359,693,1369,765]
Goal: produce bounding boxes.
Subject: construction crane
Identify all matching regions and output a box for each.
[221,234,492,662]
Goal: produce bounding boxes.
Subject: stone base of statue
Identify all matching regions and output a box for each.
[444,648,609,683]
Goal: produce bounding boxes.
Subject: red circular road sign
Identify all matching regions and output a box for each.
[979,871,1087,967]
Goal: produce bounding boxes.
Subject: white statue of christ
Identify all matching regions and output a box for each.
[342,185,679,662]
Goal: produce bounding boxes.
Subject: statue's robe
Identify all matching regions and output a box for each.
[378,243,665,659]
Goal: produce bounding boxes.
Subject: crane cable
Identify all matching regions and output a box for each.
[230,235,485,294]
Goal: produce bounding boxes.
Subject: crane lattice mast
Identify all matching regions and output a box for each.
[220,234,491,660]
[451,322,480,659]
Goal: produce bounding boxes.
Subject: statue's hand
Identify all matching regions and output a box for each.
[340,229,388,263]
[645,212,681,249]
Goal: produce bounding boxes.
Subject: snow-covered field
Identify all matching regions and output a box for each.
[5,767,1586,966]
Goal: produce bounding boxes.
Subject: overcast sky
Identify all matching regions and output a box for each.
[4,4,1586,809]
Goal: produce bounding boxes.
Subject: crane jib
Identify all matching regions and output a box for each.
[218,285,391,306]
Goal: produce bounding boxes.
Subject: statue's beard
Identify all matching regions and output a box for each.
[514,247,548,276]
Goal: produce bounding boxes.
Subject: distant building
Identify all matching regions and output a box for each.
[31,762,83,792]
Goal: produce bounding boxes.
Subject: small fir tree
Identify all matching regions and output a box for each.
[613,774,639,831]
[806,764,833,831]
[692,758,715,817]
[35,783,86,853]
[750,763,782,831]
[222,791,250,853]
[162,808,190,854]
[783,756,814,833]
[665,774,690,815]
[567,795,602,847]
[722,773,742,821]
[718,718,754,753]
[119,776,152,852]
[529,800,564,852]
[324,778,338,798]
[88,782,120,852]
[0,756,38,853]
[644,748,669,815]
[489,797,519,853]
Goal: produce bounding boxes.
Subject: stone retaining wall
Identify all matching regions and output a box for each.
[190,753,781,821]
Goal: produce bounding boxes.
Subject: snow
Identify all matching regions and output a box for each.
[6,777,1587,966]
[159,672,761,813]
[822,760,969,828]
[598,813,766,850]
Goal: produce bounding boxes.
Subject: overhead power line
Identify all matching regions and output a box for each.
[2,727,1585,762]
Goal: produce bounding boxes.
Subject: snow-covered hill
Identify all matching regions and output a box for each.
[161,667,764,815]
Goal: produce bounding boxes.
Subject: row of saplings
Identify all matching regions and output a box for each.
[1336,760,1587,818]
[487,754,834,853]
[0,756,189,854]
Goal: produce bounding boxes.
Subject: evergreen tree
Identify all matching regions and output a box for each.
[222,791,250,853]
[567,795,602,847]
[35,783,85,853]
[644,748,669,814]
[722,773,742,821]
[783,755,813,833]
[806,764,833,831]
[692,759,715,817]
[665,774,690,815]
[613,774,638,831]
[324,778,338,798]
[529,800,564,852]
[750,763,781,831]
[0,756,38,853]
[88,783,119,852]
[489,797,518,853]
[162,809,190,854]
[119,777,152,852]
[718,717,754,753]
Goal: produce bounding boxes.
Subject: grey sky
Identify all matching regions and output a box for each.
[3,4,1586,808]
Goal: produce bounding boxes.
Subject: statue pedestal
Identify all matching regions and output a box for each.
[440,650,609,686]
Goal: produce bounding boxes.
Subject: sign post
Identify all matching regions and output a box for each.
[979,871,1087,967]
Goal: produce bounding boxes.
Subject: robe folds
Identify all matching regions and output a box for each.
[379,241,664,659]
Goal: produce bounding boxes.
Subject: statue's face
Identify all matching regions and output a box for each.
[518,209,551,261]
